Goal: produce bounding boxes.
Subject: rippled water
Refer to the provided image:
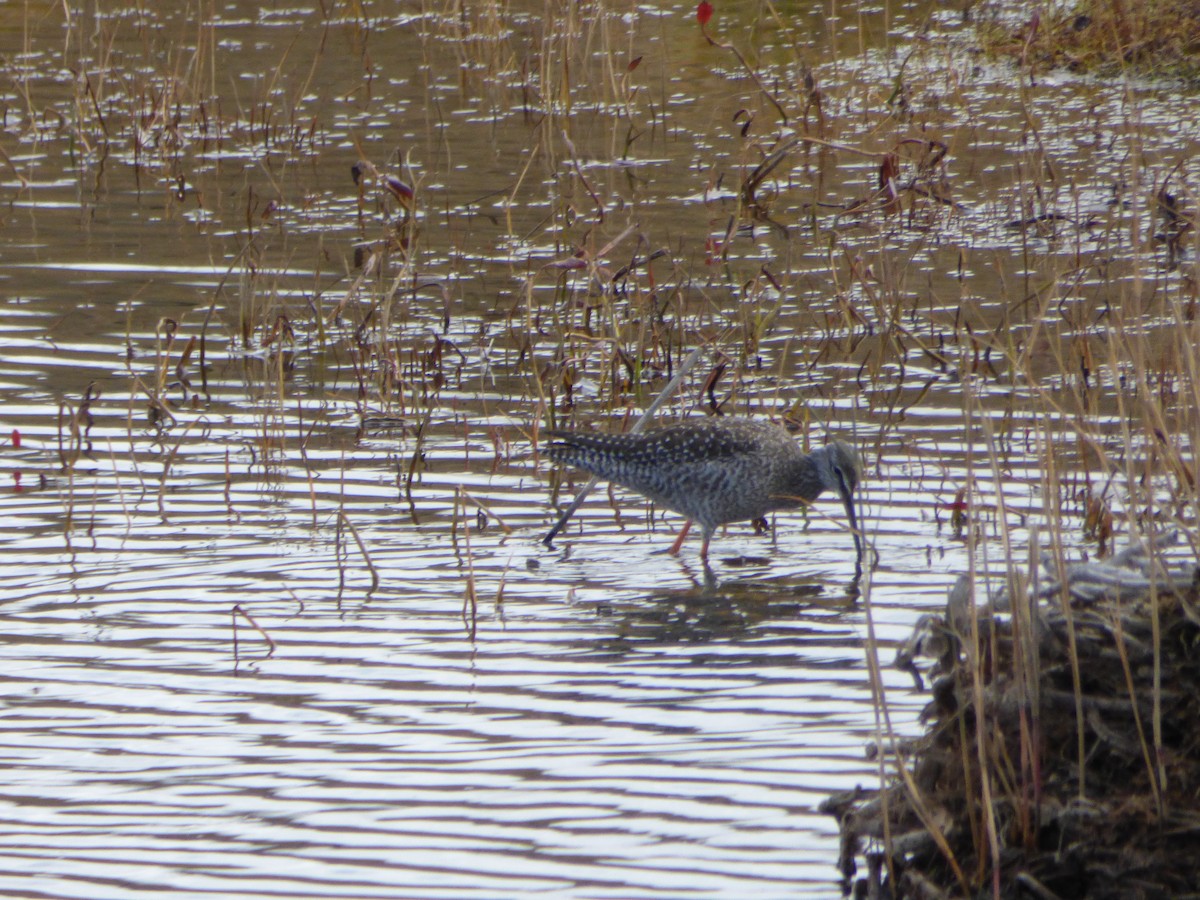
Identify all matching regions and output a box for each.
[1,1,1198,897]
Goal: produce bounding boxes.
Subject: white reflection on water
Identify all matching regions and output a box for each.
[3,0,1194,897]
[0,380,943,898]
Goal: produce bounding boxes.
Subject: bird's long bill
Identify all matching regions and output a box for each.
[834,470,863,570]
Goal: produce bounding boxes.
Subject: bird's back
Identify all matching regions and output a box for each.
[546,418,810,529]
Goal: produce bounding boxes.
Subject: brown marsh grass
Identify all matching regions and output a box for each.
[977,0,1200,82]
[7,2,1200,892]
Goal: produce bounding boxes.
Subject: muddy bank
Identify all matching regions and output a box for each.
[827,533,1200,899]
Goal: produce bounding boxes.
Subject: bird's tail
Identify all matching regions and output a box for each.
[544,430,635,478]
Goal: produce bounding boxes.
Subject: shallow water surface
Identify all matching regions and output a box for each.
[1,1,1197,898]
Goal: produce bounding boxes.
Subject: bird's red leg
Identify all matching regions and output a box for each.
[668,520,693,555]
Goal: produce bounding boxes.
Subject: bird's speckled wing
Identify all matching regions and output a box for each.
[545,420,786,525]
[546,420,764,470]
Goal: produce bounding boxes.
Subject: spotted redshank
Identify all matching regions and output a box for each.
[546,417,861,561]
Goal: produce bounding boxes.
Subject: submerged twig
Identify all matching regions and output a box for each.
[232,603,277,666]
